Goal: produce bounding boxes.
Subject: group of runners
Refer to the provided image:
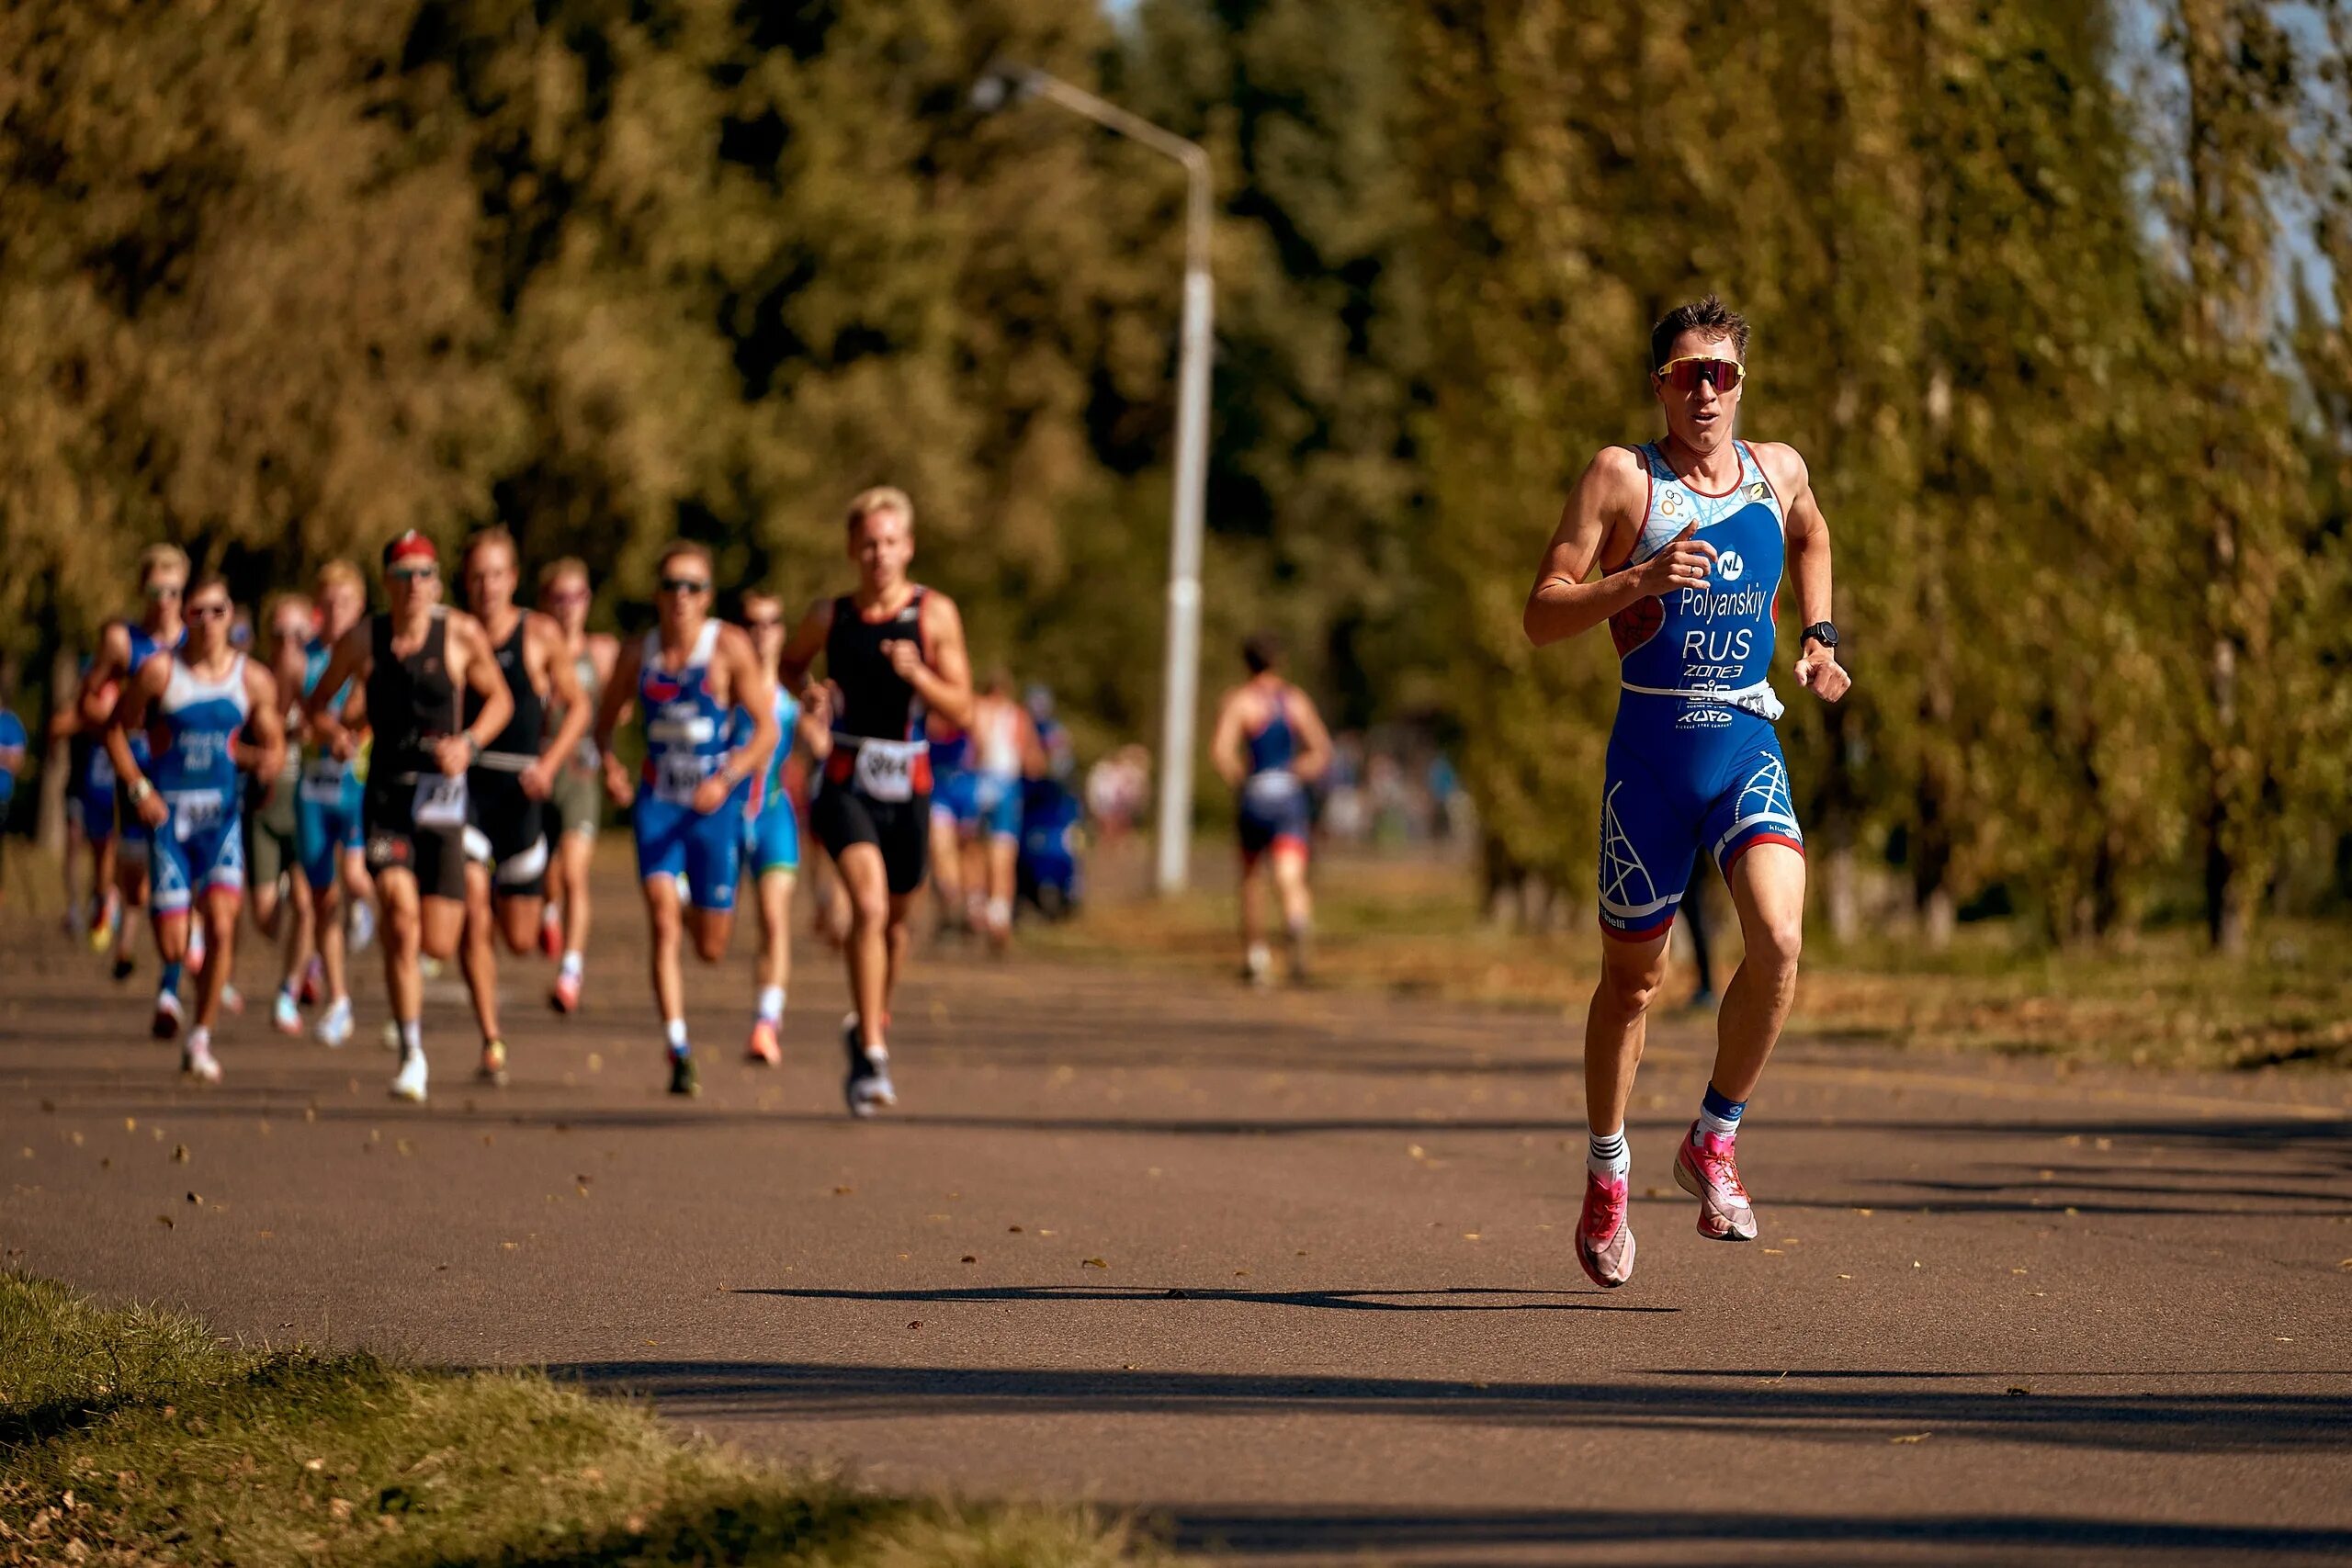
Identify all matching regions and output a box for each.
[49,485,1035,1117]
[40,295,1849,1283]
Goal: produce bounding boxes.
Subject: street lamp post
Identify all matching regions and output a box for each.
[974,63,1212,897]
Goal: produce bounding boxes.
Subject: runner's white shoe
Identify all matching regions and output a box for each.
[390,1047,429,1103]
[1673,1122,1759,1242]
[151,990,185,1042]
[313,997,354,1048]
[1574,1169,1637,1288]
[182,1034,222,1085]
[841,1013,897,1117]
[272,989,303,1035]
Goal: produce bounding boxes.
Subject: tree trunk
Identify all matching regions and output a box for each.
[36,645,77,859]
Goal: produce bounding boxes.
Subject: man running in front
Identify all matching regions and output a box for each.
[306,533,513,1103]
[537,558,618,1014]
[591,542,778,1096]
[105,574,285,1080]
[288,560,375,1048]
[778,486,974,1117]
[81,545,189,984]
[457,527,593,1087]
[1522,294,1851,1288]
[1211,634,1332,986]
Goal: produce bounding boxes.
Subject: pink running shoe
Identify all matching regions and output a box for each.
[548,971,581,1015]
[745,1019,781,1066]
[1674,1122,1758,1241]
[1575,1169,1637,1288]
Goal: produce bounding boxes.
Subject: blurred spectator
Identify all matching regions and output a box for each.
[1025,684,1076,783]
[1086,743,1151,844]
[0,684,24,908]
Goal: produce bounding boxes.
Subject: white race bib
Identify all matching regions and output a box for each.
[1244,769,1302,807]
[852,739,923,803]
[653,752,720,805]
[300,759,350,804]
[412,773,469,829]
[168,789,225,841]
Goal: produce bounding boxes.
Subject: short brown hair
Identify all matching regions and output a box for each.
[845,486,913,532]
[137,543,190,586]
[654,539,711,576]
[462,525,518,568]
[1650,293,1750,370]
[537,556,589,594]
[314,559,364,598]
[1242,632,1282,674]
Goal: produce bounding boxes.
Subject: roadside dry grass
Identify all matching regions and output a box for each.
[0,1275,1163,1567]
[1031,853,2352,1072]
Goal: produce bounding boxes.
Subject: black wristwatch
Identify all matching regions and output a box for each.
[1801,621,1839,650]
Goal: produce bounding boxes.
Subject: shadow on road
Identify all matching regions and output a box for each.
[737,1284,1674,1314]
[547,1359,2350,1455]
[1149,1504,2352,1558]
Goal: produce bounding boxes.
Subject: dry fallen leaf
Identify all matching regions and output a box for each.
[1889,1433,1930,1445]
[960,1255,978,1264]
[172,1145,188,1164]
[1082,1258,1108,1269]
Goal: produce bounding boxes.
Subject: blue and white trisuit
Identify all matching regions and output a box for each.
[1598,439,1804,941]
[738,683,802,877]
[144,653,253,914]
[633,620,745,912]
[1237,686,1311,866]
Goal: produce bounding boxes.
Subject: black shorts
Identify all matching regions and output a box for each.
[813,783,931,897]
[363,783,468,902]
[465,764,548,897]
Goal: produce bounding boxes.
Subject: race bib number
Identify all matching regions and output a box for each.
[168,789,225,841]
[853,740,923,803]
[653,752,720,805]
[412,773,469,829]
[1244,769,1302,807]
[300,759,351,804]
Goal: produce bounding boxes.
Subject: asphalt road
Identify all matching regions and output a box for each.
[3,877,2349,1565]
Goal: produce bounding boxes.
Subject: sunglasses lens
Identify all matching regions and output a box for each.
[1664,358,1741,394]
[661,578,708,594]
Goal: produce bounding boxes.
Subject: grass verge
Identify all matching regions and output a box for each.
[1032,853,2352,1072]
[0,1274,1160,1567]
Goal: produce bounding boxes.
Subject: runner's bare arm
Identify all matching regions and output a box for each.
[532,613,593,784]
[302,623,369,746]
[79,624,133,728]
[717,625,780,796]
[439,614,513,776]
[896,592,974,730]
[1209,689,1249,788]
[238,664,287,782]
[1285,688,1336,784]
[776,597,835,695]
[104,656,169,827]
[1523,446,1713,648]
[1017,709,1047,779]
[593,634,642,803]
[1756,443,1851,703]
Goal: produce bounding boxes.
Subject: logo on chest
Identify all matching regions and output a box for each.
[1717,551,1745,583]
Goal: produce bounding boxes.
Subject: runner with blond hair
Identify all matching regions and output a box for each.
[81,544,190,987]
[778,486,974,1116]
[537,556,619,1014]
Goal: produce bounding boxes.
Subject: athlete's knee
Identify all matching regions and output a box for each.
[692,919,729,964]
[1749,909,1804,978]
[1597,943,1669,1014]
